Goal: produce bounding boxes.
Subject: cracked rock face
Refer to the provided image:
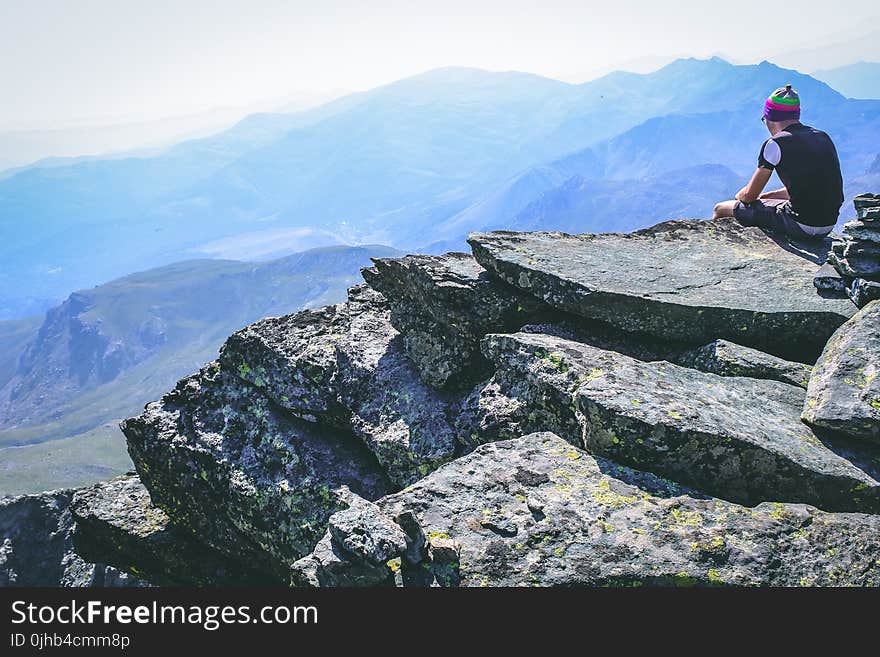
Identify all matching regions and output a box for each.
[803,301,880,442]
[469,218,855,363]
[335,285,460,487]
[34,216,878,588]
[477,332,880,512]
[291,490,408,587]
[377,433,880,587]
[0,489,145,587]
[70,475,275,586]
[672,339,813,389]
[121,363,392,579]
[218,304,350,426]
[843,220,880,244]
[363,253,548,389]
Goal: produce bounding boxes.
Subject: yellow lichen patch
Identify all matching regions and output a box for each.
[768,502,790,522]
[576,368,606,388]
[691,536,725,553]
[596,519,614,533]
[669,507,701,527]
[591,479,638,509]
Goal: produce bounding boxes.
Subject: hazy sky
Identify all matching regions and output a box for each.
[3,0,879,129]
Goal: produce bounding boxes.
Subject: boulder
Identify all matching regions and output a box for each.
[218,304,349,426]
[469,218,855,362]
[335,285,460,487]
[291,490,408,587]
[70,475,275,586]
[853,193,880,220]
[362,253,547,389]
[828,252,880,279]
[849,278,880,308]
[672,339,813,389]
[378,433,880,586]
[842,220,880,244]
[327,493,408,567]
[121,362,391,579]
[813,261,849,296]
[803,301,880,442]
[843,240,880,261]
[476,331,880,512]
[0,489,145,587]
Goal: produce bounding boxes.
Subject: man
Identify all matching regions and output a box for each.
[713,84,844,240]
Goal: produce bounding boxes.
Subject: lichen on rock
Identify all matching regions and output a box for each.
[803,300,880,442]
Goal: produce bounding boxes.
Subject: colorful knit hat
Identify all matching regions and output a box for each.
[763,84,801,122]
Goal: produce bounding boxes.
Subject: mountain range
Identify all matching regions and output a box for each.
[3,57,879,320]
[812,61,880,100]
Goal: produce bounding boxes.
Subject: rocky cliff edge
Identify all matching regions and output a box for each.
[3,217,879,587]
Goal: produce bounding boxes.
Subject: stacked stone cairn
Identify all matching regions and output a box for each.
[823,193,880,308]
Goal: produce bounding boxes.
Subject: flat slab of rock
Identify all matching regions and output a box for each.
[335,285,460,487]
[479,331,880,512]
[672,339,813,389]
[121,363,391,578]
[829,252,880,279]
[469,218,856,362]
[854,193,880,220]
[378,433,880,586]
[803,301,880,442]
[843,221,880,244]
[362,253,547,389]
[71,475,274,585]
[218,304,349,426]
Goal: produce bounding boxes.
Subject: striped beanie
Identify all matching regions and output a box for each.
[763,84,801,122]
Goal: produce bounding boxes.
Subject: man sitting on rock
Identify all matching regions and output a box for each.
[712,84,844,240]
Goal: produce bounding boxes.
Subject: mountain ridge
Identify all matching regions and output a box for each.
[2,57,871,319]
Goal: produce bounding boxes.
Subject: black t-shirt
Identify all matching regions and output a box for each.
[757,122,844,227]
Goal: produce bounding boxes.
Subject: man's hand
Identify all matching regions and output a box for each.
[736,167,773,204]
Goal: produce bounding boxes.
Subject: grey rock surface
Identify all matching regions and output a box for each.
[71,475,274,585]
[478,331,880,512]
[672,339,813,389]
[121,362,391,579]
[291,490,407,587]
[378,433,880,586]
[218,304,349,426]
[829,251,880,279]
[0,488,145,587]
[469,218,855,362]
[335,285,460,487]
[853,193,880,220]
[849,278,880,308]
[803,301,880,442]
[843,220,880,244]
[813,261,848,295]
[363,253,548,389]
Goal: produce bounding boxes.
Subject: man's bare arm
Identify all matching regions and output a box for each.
[759,187,790,200]
[735,167,773,203]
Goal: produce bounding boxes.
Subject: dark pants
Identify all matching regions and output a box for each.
[733,199,832,240]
